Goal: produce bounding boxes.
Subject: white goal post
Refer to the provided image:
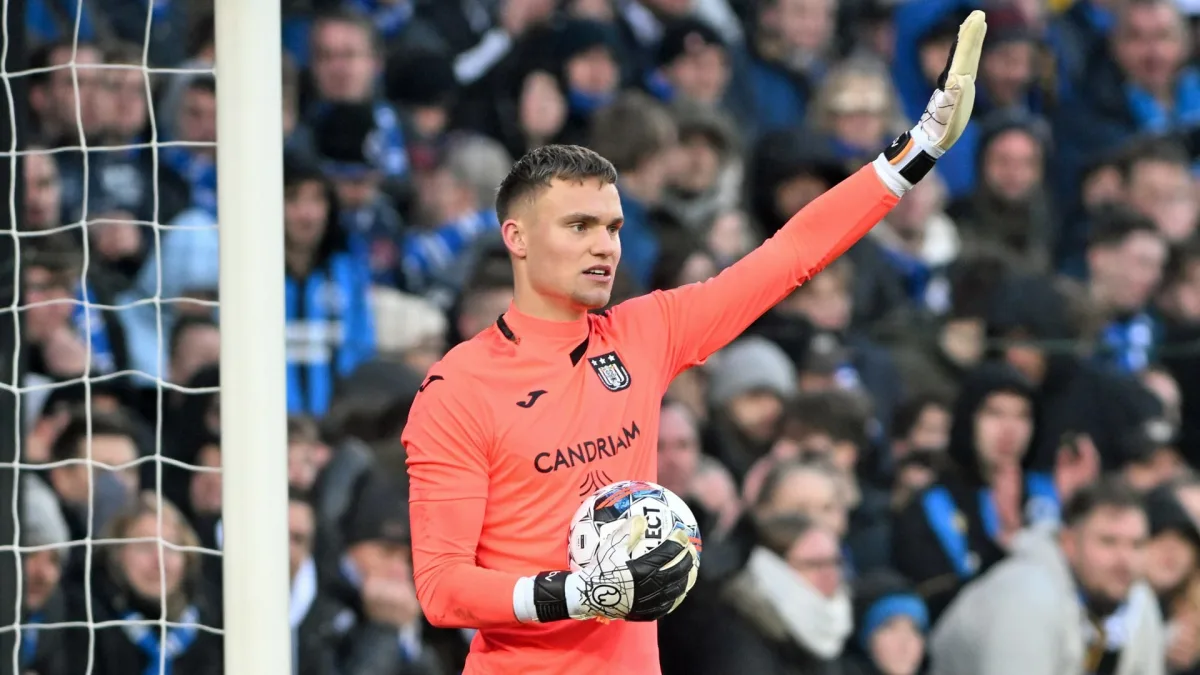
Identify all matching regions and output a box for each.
[214,1,291,673]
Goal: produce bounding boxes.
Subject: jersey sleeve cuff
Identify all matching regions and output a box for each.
[513,575,538,623]
[515,572,578,623]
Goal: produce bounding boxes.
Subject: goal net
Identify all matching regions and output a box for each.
[4,1,289,673]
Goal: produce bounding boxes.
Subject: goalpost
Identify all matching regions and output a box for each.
[0,0,290,673]
[214,1,291,674]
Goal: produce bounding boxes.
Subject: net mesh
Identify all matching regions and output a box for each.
[6,2,223,673]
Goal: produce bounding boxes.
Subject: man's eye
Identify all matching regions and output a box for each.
[572,222,587,232]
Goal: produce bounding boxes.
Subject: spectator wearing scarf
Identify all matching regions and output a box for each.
[66,493,222,675]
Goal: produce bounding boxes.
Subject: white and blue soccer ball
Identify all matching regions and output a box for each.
[567,480,702,572]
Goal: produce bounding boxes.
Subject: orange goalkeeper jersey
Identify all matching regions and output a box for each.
[402,167,898,675]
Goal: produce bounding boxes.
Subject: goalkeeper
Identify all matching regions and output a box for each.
[402,11,987,675]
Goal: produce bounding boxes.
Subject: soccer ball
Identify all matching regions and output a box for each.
[568,480,702,572]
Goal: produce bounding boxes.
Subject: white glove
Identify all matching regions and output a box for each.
[874,10,988,196]
[514,515,699,623]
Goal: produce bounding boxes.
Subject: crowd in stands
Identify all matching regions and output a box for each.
[11,0,1200,673]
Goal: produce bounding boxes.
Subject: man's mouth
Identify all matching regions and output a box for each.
[583,265,613,278]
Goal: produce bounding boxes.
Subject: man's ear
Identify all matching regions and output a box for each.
[502,219,527,259]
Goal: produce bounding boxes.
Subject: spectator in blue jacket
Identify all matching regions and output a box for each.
[284,156,375,417]
[1053,0,1200,211]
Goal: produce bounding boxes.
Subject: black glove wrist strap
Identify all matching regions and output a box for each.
[532,571,570,623]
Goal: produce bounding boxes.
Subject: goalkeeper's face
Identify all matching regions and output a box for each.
[512,178,622,314]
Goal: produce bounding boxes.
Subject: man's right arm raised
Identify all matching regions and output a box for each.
[403,370,524,628]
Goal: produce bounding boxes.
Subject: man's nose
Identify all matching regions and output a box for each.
[590,231,618,257]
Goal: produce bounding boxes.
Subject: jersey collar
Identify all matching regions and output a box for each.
[496,303,591,365]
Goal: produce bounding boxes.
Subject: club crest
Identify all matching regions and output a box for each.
[588,352,631,392]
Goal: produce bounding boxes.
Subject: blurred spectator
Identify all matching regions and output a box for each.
[690,514,852,674]
[743,0,836,133]
[975,8,1044,117]
[27,40,107,147]
[325,474,442,674]
[453,250,515,341]
[45,409,140,568]
[20,237,129,381]
[810,55,906,172]
[846,570,929,675]
[659,101,741,233]
[1121,137,1199,244]
[370,287,448,374]
[870,171,959,316]
[313,101,408,287]
[1143,484,1200,672]
[65,493,223,675]
[589,91,680,289]
[892,364,1053,620]
[889,251,1010,403]
[948,112,1055,272]
[282,156,375,416]
[167,316,221,397]
[705,336,797,483]
[19,475,69,675]
[929,479,1165,675]
[385,49,459,160]
[886,395,953,509]
[288,416,333,493]
[775,390,893,575]
[649,18,741,126]
[1054,0,1198,205]
[306,8,410,182]
[1085,205,1168,373]
[658,400,741,535]
[162,75,218,216]
[1116,418,1190,493]
[401,133,510,305]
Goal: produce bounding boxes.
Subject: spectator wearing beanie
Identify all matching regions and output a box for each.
[704,336,798,484]
[324,474,442,675]
[19,476,70,675]
[1114,418,1189,493]
[385,49,459,159]
[551,19,624,144]
[845,570,929,675]
[313,102,407,288]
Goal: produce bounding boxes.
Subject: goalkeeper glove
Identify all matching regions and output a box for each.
[513,515,699,623]
[873,9,988,196]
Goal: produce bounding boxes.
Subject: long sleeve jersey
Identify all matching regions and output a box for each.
[401,166,898,675]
